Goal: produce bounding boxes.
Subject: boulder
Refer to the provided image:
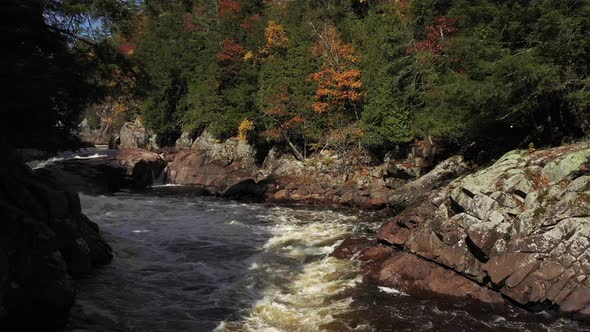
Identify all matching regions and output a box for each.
[370,252,504,304]
[116,149,167,187]
[221,179,265,199]
[367,142,590,318]
[166,149,256,193]
[118,118,159,150]
[175,131,194,149]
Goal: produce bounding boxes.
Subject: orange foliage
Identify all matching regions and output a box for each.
[217,39,245,61]
[309,68,363,113]
[395,0,410,19]
[309,25,363,114]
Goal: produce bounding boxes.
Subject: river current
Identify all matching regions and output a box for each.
[63,187,587,332]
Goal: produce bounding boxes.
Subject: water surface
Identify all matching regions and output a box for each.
[65,188,589,332]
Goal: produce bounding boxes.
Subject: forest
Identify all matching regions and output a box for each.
[5,0,590,159]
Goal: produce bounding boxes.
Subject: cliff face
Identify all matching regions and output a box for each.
[0,151,112,329]
[340,142,590,319]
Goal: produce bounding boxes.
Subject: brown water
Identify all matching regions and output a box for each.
[64,187,589,332]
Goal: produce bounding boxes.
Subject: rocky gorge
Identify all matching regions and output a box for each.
[100,119,590,322]
[7,115,589,329]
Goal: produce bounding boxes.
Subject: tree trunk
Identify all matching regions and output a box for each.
[284,134,304,161]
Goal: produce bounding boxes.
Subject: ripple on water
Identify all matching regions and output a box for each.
[67,192,590,332]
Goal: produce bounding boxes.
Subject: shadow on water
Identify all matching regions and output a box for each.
[65,185,367,332]
[340,283,590,332]
[64,186,282,331]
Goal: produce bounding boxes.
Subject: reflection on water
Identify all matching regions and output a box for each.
[66,188,589,332]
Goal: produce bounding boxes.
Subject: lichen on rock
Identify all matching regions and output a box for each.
[361,142,590,318]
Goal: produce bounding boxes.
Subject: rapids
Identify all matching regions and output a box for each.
[63,187,588,332]
[26,148,113,169]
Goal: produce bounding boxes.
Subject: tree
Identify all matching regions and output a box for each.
[309,24,363,117]
[1,0,135,149]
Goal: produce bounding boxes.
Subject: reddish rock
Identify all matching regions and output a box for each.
[370,188,391,201]
[377,220,412,246]
[331,237,377,260]
[372,252,503,304]
[365,197,387,210]
[272,189,290,201]
[116,149,166,187]
[561,287,590,313]
[116,148,161,165]
[366,143,590,319]
[358,245,393,261]
[166,149,255,192]
[339,191,354,205]
[482,253,539,285]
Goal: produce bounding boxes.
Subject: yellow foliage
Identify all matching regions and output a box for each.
[114,102,127,115]
[264,20,288,49]
[238,118,255,143]
[243,50,254,61]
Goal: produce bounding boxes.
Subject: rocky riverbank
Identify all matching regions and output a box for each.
[115,129,460,210]
[81,117,459,208]
[0,150,112,329]
[76,120,590,321]
[335,142,590,320]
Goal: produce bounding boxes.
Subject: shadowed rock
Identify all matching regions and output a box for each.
[0,150,112,329]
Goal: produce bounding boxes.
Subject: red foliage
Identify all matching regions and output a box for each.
[408,17,458,56]
[240,21,254,31]
[262,89,306,140]
[182,13,206,32]
[217,39,245,61]
[239,14,262,32]
[116,42,135,56]
[218,0,241,17]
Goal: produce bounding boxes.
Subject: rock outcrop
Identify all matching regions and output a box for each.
[78,118,114,146]
[116,149,167,188]
[166,148,257,194]
[164,131,260,194]
[353,142,590,318]
[118,118,159,150]
[0,151,112,329]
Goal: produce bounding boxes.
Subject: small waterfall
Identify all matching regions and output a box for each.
[152,165,168,186]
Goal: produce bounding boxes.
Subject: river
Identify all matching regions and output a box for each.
[26,150,587,331]
[62,187,585,332]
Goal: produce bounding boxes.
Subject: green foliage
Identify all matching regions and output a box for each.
[43,0,587,156]
[354,4,415,147]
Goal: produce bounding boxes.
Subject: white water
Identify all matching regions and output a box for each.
[67,192,369,331]
[27,148,110,169]
[63,189,589,332]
